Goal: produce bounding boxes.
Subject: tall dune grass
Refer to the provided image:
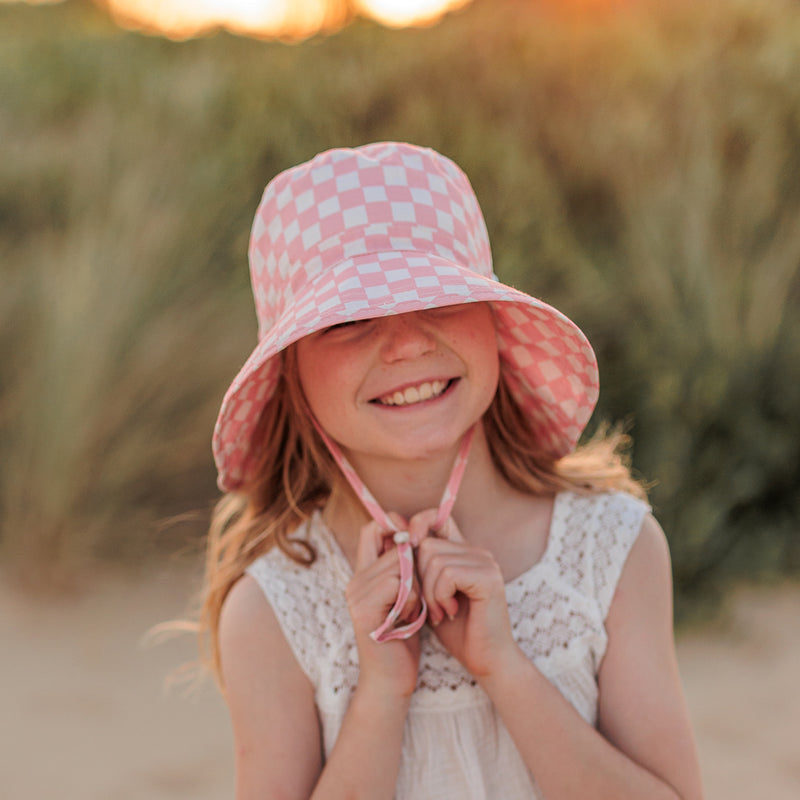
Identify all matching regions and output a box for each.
[1,0,798,610]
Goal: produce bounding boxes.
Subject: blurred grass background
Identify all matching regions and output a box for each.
[1,0,798,618]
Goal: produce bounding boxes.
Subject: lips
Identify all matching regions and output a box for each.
[373,379,453,407]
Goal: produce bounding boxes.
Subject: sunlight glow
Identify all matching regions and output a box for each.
[98,0,468,40]
[356,0,470,28]
[104,0,340,40]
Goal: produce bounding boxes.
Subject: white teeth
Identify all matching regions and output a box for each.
[378,380,448,406]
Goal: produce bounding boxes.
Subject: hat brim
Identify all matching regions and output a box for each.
[213,251,598,491]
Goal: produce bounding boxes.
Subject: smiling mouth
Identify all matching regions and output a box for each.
[372,379,455,407]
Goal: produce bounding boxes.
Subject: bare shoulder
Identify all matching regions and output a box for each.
[219,573,283,658]
[220,574,322,798]
[220,573,269,634]
[219,571,315,701]
[628,512,672,575]
[601,512,676,682]
[607,512,673,626]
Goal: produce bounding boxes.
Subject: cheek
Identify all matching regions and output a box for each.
[478,340,501,404]
[458,309,501,406]
[296,341,363,441]
[295,341,336,420]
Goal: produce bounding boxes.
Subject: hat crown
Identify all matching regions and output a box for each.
[248,143,493,340]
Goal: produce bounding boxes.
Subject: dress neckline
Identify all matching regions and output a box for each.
[504,490,563,586]
[311,492,567,588]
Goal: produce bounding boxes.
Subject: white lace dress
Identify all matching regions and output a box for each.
[246,490,649,799]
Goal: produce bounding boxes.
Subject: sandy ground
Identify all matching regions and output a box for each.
[1,565,798,799]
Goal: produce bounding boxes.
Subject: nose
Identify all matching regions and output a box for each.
[378,313,436,362]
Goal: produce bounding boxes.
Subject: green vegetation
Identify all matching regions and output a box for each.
[2,0,798,614]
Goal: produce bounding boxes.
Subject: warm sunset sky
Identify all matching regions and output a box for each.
[8,0,473,39]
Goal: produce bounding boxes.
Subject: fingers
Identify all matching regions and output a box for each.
[350,518,423,633]
[417,537,502,625]
[398,513,467,624]
[397,587,423,625]
[352,512,475,633]
[405,510,467,545]
[406,508,438,546]
[417,544,465,624]
[354,511,413,570]
[354,520,389,571]
[386,511,408,534]
[433,515,466,543]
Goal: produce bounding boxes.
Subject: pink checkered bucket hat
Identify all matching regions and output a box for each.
[213,142,598,492]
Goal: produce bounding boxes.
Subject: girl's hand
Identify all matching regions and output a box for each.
[413,514,521,680]
[345,515,422,698]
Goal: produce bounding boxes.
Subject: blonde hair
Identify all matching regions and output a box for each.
[198,348,646,685]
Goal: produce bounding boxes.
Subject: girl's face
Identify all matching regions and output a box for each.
[295,303,499,466]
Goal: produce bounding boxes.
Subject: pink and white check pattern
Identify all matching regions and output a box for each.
[213,143,599,491]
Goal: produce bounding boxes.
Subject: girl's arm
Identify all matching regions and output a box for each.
[417,514,703,800]
[219,521,420,800]
[220,575,322,799]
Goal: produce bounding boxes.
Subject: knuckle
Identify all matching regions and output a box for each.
[431,552,450,572]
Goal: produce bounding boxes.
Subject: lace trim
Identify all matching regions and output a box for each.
[246,491,648,709]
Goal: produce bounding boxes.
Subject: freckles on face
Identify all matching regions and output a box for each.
[293,332,359,425]
[294,303,500,457]
[452,303,500,398]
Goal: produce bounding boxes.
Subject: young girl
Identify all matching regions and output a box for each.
[203,142,703,799]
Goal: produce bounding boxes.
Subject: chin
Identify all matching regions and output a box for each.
[393,424,477,461]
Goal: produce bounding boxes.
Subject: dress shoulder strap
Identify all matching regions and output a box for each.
[547,491,651,620]
[245,512,352,688]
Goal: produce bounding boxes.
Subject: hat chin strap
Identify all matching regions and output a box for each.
[312,421,475,643]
